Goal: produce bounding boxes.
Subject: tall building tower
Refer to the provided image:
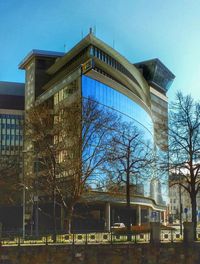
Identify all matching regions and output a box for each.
[135,59,175,151]
[150,178,164,205]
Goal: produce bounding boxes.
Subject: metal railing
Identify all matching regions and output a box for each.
[0,229,189,246]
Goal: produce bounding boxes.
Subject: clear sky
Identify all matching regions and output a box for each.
[0,0,200,101]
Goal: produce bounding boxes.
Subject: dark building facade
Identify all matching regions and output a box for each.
[0,81,24,232]
[0,82,24,156]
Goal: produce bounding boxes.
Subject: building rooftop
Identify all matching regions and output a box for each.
[135,58,175,93]
[18,49,65,69]
[81,190,166,211]
[0,82,24,110]
[0,81,24,96]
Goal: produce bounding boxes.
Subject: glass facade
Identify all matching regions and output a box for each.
[82,75,155,197]
[135,59,175,93]
[82,75,153,142]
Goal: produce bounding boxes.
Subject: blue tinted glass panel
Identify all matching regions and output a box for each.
[82,75,153,141]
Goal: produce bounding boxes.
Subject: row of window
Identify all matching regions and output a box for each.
[90,45,138,85]
[152,65,174,92]
[93,67,124,86]
[0,145,23,151]
[0,114,23,119]
[1,141,23,147]
[170,199,177,203]
[0,124,22,129]
[0,135,23,140]
[0,129,22,135]
[54,80,78,105]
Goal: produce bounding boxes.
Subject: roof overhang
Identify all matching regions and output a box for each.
[18,49,65,69]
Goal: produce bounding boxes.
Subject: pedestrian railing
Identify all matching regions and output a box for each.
[160,230,183,242]
[0,229,195,246]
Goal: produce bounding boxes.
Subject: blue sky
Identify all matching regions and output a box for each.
[0,0,200,101]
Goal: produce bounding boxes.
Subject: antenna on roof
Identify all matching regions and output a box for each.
[113,39,115,49]
[93,25,96,36]
[89,27,93,34]
[64,44,66,52]
[81,30,83,39]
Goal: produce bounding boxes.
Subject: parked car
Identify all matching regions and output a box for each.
[111,223,126,230]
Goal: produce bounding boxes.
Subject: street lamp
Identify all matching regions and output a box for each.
[178,168,183,235]
[34,153,39,237]
[22,182,25,239]
[22,149,27,239]
[22,149,39,238]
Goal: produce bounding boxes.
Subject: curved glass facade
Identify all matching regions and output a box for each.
[82,75,155,197]
[82,75,153,142]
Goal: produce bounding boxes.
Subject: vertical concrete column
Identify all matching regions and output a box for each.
[183,222,195,243]
[105,202,111,232]
[163,211,167,225]
[137,205,141,226]
[148,208,152,223]
[150,222,160,244]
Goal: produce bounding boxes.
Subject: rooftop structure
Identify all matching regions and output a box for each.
[135,58,175,94]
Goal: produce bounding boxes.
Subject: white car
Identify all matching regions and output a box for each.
[111,223,126,229]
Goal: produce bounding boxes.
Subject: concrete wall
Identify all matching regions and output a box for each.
[1,244,200,264]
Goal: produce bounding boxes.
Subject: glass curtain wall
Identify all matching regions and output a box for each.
[82,75,154,197]
[82,75,153,140]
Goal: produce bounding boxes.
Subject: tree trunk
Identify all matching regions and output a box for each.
[126,167,132,241]
[191,193,197,240]
[126,172,131,232]
[53,193,57,236]
[66,206,74,234]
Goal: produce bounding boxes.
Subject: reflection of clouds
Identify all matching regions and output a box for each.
[82,75,153,142]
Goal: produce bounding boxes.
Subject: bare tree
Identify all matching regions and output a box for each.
[25,97,118,233]
[0,155,21,205]
[169,92,200,238]
[25,102,57,234]
[105,122,154,231]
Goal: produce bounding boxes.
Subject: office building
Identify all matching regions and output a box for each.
[19,32,174,231]
[0,82,24,155]
[0,81,24,231]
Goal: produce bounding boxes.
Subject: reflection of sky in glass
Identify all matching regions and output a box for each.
[81,76,168,204]
[82,75,153,141]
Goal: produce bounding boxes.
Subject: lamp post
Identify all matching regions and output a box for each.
[22,149,39,238]
[179,180,183,235]
[22,179,25,239]
[22,149,27,239]
[178,169,183,235]
[34,152,39,237]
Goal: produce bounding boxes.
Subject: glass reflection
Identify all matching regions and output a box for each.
[82,75,153,142]
[82,75,157,199]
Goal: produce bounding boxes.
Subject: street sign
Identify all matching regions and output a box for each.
[151,211,157,218]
